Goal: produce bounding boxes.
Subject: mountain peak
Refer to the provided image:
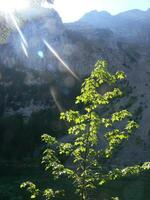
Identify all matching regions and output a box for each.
[79,10,111,24]
[116,9,144,18]
[98,11,111,16]
[82,10,111,18]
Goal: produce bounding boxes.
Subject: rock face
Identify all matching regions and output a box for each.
[0,7,150,162]
[66,8,150,165]
[68,9,150,43]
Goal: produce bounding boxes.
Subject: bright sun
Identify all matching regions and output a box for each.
[0,0,29,13]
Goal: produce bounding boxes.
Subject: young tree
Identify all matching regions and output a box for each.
[21,60,150,200]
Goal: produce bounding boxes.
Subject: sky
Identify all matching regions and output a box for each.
[52,0,150,22]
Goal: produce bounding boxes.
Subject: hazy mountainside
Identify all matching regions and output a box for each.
[0,8,101,76]
[67,9,150,43]
[0,8,150,162]
[66,9,150,164]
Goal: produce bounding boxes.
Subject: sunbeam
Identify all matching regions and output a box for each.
[9,13,28,47]
[21,42,29,57]
[0,0,29,14]
[43,39,79,80]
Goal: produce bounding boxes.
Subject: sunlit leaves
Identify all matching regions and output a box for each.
[75,61,125,113]
[20,182,39,199]
[21,60,149,200]
[60,110,79,122]
[43,189,64,200]
[53,60,139,198]
[111,110,132,122]
[125,120,139,134]
[99,162,150,186]
[59,143,72,155]
[20,182,63,200]
[43,189,55,200]
[42,134,58,145]
[111,197,120,200]
[115,71,126,80]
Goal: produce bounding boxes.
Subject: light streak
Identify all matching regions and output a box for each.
[21,41,29,57]
[50,87,63,112]
[43,39,79,80]
[9,13,28,47]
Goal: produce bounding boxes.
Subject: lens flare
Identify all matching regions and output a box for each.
[0,0,29,13]
[9,13,28,47]
[43,39,79,80]
[21,42,29,57]
[38,50,44,58]
[50,87,63,112]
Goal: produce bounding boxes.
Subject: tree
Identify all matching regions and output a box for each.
[21,60,150,200]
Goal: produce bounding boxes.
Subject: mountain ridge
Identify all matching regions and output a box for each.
[1,8,150,163]
[79,8,150,22]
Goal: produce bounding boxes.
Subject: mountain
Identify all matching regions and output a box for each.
[67,8,150,43]
[0,8,150,163]
[0,8,103,159]
[66,9,150,164]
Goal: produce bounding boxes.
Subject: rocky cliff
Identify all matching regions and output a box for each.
[66,8,150,165]
[0,8,150,163]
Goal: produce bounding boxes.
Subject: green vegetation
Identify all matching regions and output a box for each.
[21,60,150,200]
